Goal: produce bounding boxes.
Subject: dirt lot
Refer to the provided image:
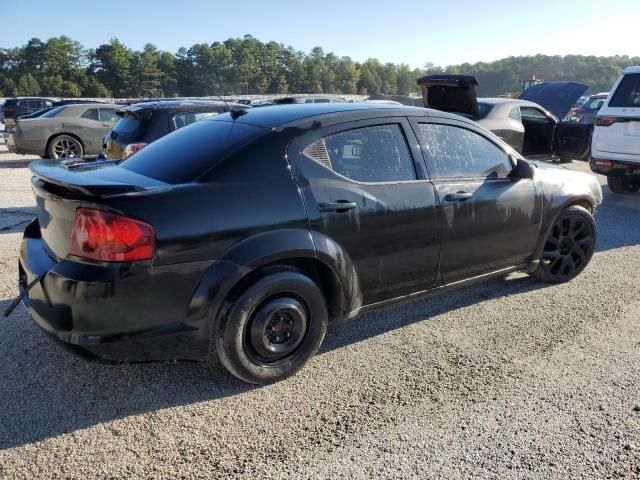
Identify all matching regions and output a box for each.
[0,144,639,479]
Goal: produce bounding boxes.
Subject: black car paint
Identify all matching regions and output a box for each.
[17,104,602,362]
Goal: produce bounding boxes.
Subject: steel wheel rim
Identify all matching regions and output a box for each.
[541,214,594,280]
[53,137,80,159]
[246,296,308,364]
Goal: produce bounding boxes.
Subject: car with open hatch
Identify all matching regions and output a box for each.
[11,103,602,384]
[417,75,593,162]
[102,99,249,160]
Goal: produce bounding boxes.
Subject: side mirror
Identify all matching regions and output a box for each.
[513,157,535,179]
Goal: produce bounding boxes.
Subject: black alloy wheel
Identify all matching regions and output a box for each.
[530,205,596,283]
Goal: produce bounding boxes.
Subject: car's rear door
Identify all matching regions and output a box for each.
[411,117,543,285]
[289,117,441,306]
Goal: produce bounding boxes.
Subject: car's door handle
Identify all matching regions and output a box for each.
[318,201,358,213]
[444,191,473,202]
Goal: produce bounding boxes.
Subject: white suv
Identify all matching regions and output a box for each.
[590,66,640,194]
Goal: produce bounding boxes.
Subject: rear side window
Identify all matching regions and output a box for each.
[173,111,221,129]
[416,123,512,179]
[120,119,264,184]
[308,124,416,183]
[609,74,640,108]
[81,109,99,121]
[508,107,521,122]
[99,109,118,122]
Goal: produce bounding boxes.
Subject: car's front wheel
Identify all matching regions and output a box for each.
[215,268,328,384]
[607,175,640,194]
[530,205,596,283]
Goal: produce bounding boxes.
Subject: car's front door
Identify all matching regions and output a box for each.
[554,121,592,160]
[289,118,441,306]
[411,118,543,285]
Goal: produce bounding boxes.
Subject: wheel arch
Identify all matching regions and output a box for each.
[46,132,85,156]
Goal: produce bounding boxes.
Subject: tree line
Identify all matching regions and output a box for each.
[1,35,638,99]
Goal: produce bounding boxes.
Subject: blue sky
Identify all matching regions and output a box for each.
[1,0,638,68]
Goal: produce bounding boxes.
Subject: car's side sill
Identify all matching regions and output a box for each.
[343,263,529,320]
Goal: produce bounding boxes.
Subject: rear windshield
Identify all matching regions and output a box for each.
[119,119,264,184]
[40,106,66,118]
[581,97,606,112]
[609,74,640,108]
[113,115,147,137]
[477,103,494,119]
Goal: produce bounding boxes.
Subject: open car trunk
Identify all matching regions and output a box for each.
[417,75,480,118]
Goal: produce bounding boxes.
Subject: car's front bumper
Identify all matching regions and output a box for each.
[18,219,216,362]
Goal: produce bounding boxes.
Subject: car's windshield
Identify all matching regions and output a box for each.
[477,103,494,119]
[582,97,606,111]
[40,106,66,118]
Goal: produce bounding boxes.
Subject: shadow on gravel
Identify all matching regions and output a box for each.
[0,274,546,450]
[0,299,254,450]
[0,207,37,234]
[594,188,640,252]
[321,274,546,354]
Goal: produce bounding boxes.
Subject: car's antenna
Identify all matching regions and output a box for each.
[216,94,247,120]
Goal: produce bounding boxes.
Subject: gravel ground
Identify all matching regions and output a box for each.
[0,150,639,479]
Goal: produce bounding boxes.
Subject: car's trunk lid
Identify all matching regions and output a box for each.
[417,74,480,118]
[518,81,589,120]
[30,159,169,260]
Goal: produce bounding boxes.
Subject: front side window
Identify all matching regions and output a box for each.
[99,109,118,122]
[416,123,512,179]
[309,124,416,183]
[609,74,640,107]
[173,111,220,129]
[81,108,99,121]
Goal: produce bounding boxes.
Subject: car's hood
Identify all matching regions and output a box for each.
[417,75,479,118]
[518,82,589,120]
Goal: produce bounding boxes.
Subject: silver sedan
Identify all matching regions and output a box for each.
[6,103,118,159]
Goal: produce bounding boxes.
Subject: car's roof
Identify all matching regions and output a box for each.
[590,92,609,98]
[478,97,539,106]
[623,66,640,74]
[122,100,237,113]
[226,102,438,129]
[61,103,115,111]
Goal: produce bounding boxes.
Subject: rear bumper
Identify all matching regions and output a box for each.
[590,156,640,178]
[18,219,219,362]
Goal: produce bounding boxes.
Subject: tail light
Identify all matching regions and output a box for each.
[596,116,617,127]
[122,142,147,159]
[70,208,154,262]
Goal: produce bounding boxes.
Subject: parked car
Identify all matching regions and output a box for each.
[5,103,118,158]
[18,99,112,121]
[103,99,248,160]
[273,95,347,104]
[417,75,592,161]
[2,97,56,130]
[571,92,609,124]
[15,103,602,384]
[590,66,640,194]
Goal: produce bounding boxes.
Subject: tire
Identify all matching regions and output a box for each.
[530,205,596,284]
[47,134,83,159]
[607,175,640,194]
[215,268,328,384]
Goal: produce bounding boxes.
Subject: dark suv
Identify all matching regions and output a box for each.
[15,103,602,384]
[103,100,248,159]
[2,97,55,130]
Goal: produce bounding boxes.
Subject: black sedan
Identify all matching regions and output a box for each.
[13,103,602,384]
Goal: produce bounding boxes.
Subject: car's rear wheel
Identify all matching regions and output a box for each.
[607,175,640,194]
[48,135,83,159]
[530,205,596,283]
[215,268,328,384]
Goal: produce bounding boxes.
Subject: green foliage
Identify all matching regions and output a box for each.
[0,36,638,99]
